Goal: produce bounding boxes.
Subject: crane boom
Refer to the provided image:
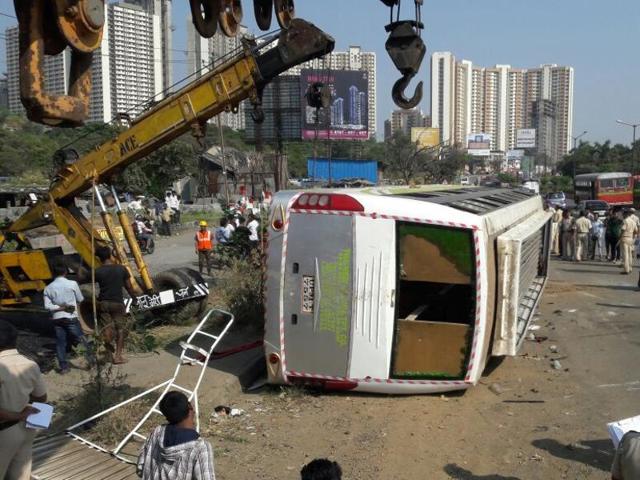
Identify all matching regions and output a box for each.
[1,19,334,314]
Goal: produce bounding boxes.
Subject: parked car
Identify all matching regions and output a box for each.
[460,176,470,186]
[577,199,609,217]
[546,192,567,209]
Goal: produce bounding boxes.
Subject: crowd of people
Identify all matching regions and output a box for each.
[549,204,640,279]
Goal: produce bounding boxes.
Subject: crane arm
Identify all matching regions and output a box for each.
[9,19,334,237]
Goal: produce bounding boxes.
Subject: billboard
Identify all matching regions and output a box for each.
[516,129,536,149]
[467,133,492,156]
[301,69,369,140]
[411,127,440,149]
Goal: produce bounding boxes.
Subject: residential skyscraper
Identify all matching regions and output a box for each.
[430,52,574,165]
[387,108,430,138]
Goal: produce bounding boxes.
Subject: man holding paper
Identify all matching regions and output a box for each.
[0,320,48,480]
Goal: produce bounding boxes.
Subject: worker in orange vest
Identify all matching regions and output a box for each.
[195,220,213,276]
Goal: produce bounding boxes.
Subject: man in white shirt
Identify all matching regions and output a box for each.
[247,213,260,244]
[43,263,93,373]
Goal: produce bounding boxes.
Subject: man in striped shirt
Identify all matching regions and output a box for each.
[137,391,215,479]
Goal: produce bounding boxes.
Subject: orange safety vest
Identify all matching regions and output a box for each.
[196,230,212,250]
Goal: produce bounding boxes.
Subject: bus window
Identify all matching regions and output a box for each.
[599,179,614,190]
[391,223,476,381]
[615,178,629,189]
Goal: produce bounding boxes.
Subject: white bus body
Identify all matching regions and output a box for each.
[263,186,552,394]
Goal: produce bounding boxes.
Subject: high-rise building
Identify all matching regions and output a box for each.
[186,19,247,130]
[287,46,376,137]
[0,76,8,110]
[431,52,574,164]
[5,2,169,124]
[387,108,430,138]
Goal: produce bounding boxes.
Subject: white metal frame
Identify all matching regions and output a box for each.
[66,308,234,463]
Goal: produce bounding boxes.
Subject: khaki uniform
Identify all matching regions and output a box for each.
[611,431,640,480]
[0,349,47,480]
[621,216,638,273]
[574,216,591,261]
[551,209,563,254]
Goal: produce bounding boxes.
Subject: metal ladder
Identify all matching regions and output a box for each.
[66,308,234,463]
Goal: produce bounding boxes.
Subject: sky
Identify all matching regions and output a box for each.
[1,0,639,145]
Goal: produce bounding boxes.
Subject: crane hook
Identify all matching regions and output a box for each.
[392,73,423,110]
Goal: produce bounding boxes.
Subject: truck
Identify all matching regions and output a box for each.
[263,186,552,394]
[0,20,335,324]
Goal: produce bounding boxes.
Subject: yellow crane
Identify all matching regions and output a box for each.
[0,19,334,319]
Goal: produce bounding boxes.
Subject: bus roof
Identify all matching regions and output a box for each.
[382,186,537,215]
[574,172,631,181]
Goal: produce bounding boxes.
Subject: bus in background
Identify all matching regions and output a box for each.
[633,174,640,208]
[574,172,633,207]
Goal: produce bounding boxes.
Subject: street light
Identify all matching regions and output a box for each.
[616,119,640,174]
[571,130,587,179]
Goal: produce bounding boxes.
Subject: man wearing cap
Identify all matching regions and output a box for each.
[195,221,213,276]
[621,210,639,274]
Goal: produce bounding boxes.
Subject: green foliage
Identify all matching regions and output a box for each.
[540,175,572,194]
[557,140,635,176]
[117,136,198,196]
[497,172,519,186]
[384,131,425,183]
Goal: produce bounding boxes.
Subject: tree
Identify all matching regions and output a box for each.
[423,148,468,183]
[384,131,426,184]
[557,140,633,176]
[116,136,198,196]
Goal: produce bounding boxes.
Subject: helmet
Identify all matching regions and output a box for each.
[199,220,208,227]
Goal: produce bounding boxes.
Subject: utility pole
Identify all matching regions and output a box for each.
[571,130,588,179]
[217,116,230,206]
[616,120,639,174]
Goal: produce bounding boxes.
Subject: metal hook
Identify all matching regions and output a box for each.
[392,73,423,110]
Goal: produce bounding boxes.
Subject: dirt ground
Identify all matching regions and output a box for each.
[40,232,640,479]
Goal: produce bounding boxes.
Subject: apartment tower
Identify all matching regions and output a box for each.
[430,52,574,165]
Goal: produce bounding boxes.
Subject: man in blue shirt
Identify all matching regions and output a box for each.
[43,263,94,373]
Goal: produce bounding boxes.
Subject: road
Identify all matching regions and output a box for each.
[41,234,640,479]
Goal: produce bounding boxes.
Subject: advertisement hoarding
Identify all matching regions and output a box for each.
[411,127,440,149]
[467,133,492,156]
[516,129,536,149]
[301,69,369,140]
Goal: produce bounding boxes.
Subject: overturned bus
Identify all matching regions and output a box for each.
[263,186,552,394]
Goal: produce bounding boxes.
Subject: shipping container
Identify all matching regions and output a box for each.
[307,158,378,184]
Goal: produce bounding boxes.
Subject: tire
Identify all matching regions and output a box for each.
[152,269,202,325]
[146,239,155,255]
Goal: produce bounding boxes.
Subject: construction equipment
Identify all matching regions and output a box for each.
[12,0,426,126]
[0,19,335,318]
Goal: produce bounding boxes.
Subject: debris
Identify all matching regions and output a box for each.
[549,345,558,353]
[567,442,589,451]
[213,405,231,416]
[502,400,545,404]
[530,453,543,462]
[489,383,505,395]
[567,309,577,313]
[527,333,536,341]
[529,325,541,331]
[552,360,563,370]
[440,394,449,402]
[535,335,549,343]
[230,408,245,417]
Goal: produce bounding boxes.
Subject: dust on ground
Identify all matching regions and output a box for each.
[40,256,640,480]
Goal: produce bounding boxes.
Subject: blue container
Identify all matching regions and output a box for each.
[307,158,378,184]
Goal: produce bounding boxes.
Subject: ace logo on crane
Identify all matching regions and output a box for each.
[119,135,139,156]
